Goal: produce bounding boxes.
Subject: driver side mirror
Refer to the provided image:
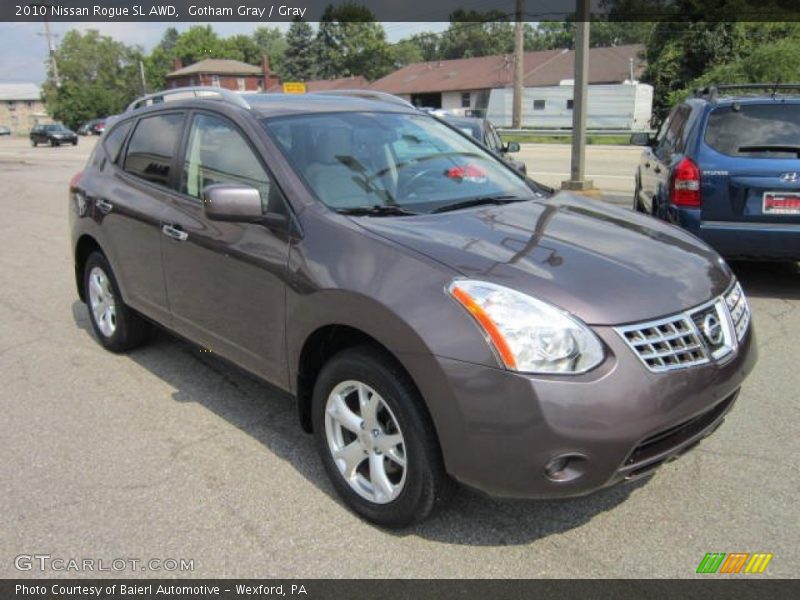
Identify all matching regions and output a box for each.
[630,132,654,147]
[203,184,264,222]
[504,141,521,153]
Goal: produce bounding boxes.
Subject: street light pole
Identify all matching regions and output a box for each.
[512,0,524,128]
[562,0,593,191]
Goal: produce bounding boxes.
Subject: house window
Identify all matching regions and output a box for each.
[533,100,545,111]
[566,99,574,110]
[237,77,246,91]
[211,75,220,88]
[7,101,16,111]
[461,92,471,108]
[26,101,33,108]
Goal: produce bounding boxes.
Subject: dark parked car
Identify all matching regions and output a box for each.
[632,84,800,260]
[442,115,527,174]
[0,125,11,136]
[30,123,78,147]
[70,87,756,527]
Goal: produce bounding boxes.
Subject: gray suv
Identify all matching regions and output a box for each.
[70,88,757,527]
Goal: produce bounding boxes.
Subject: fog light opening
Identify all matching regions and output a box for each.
[545,453,588,483]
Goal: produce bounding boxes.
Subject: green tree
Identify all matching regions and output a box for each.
[171,25,228,66]
[315,3,393,80]
[223,34,262,64]
[144,27,180,91]
[253,26,288,76]
[390,39,423,69]
[644,22,750,120]
[437,10,515,59]
[283,18,317,81]
[42,29,142,129]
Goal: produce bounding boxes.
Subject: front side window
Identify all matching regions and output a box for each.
[705,103,800,158]
[123,113,184,187]
[264,111,535,212]
[181,113,275,214]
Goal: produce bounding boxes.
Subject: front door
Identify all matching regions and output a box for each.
[160,111,291,387]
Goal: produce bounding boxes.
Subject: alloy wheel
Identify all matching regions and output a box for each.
[324,380,406,504]
[88,266,117,338]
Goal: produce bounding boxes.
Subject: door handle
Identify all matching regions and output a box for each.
[161,224,188,242]
[95,198,113,214]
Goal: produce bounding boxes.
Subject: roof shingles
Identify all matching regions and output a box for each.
[371,44,644,95]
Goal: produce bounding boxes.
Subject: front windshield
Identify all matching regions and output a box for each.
[263,112,535,213]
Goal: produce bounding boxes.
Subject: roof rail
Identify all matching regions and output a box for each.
[695,83,800,100]
[311,89,415,108]
[125,86,251,113]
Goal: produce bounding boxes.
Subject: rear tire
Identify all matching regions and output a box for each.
[83,251,150,353]
[312,345,453,528]
[633,178,646,213]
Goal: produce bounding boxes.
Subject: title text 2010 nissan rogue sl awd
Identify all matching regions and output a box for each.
[69,88,757,527]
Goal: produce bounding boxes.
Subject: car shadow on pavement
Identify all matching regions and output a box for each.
[71,301,645,545]
[729,260,800,300]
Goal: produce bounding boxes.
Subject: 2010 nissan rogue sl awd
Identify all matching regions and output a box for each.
[69,88,757,528]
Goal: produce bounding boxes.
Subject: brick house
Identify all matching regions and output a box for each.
[166,56,280,92]
[0,83,48,134]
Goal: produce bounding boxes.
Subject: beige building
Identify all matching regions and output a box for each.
[0,83,47,134]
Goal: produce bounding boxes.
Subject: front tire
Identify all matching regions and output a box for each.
[31,139,37,147]
[312,346,453,528]
[83,252,150,352]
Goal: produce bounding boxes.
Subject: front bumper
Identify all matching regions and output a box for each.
[404,322,757,499]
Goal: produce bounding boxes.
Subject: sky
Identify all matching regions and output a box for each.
[0,21,449,84]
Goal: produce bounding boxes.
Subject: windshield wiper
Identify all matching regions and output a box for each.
[336,205,419,217]
[431,195,526,214]
[738,144,800,157]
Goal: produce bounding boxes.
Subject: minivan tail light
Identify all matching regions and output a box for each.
[670,157,701,207]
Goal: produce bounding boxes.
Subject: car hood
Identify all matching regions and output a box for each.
[355,193,733,325]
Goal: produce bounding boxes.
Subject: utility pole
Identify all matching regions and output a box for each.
[40,17,60,87]
[139,60,148,95]
[562,0,593,191]
[512,0,524,129]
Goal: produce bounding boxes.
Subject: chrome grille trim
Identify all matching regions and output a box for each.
[725,281,751,342]
[616,280,750,373]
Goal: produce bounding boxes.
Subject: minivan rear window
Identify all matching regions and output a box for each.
[705,103,800,158]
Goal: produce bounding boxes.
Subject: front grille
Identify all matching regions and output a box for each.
[617,316,708,372]
[616,280,749,373]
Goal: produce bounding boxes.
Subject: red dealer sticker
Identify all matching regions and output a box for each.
[763,192,800,215]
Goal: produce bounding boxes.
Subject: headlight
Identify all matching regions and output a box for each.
[448,280,604,374]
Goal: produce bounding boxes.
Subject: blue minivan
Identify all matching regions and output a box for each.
[632,85,800,260]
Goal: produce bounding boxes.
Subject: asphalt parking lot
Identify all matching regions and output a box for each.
[1,136,797,578]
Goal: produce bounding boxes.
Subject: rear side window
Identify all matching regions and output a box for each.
[103,120,133,164]
[705,103,800,157]
[123,113,184,186]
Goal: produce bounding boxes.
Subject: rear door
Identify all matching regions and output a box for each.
[698,101,800,225]
[90,113,183,324]
[160,110,291,387]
